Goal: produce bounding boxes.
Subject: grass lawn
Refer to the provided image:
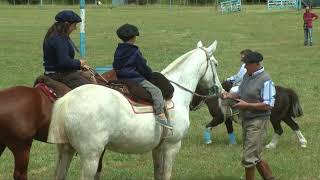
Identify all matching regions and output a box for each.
[0,4,319,179]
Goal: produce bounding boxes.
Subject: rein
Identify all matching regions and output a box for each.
[87,67,109,84]
[168,80,217,99]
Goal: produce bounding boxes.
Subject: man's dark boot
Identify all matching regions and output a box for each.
[256,160,275,180]
[245,167,255,180]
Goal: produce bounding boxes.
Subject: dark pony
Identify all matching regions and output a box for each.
[190,81,307,148]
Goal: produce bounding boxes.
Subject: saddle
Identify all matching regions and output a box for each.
[34,75,71,102]
[34,70,175,113]
[33,70,97,101]
[99,71,174,104]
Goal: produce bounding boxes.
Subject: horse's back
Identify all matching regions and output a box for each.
[273,86,303,119]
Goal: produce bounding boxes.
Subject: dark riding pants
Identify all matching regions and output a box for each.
[45,71,91,89]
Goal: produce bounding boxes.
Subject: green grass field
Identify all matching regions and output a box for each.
[0,4,320,179]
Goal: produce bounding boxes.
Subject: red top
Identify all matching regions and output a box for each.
[303,12,318,28]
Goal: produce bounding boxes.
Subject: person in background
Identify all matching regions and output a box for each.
[226,49,252,93]
[303,6,318,46]
[113,23,173,130]
[43,10,91,89]
[221,52,276,180]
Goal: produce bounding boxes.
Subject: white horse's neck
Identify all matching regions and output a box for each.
[162,48,208,106]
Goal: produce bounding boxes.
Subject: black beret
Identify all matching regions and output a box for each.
[55,10,82,23]
[242,52,263,64]
[116,23,139,42]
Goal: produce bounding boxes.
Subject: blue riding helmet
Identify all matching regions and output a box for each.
[55,10,82,23]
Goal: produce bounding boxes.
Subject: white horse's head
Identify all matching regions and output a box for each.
[196,40,223,93]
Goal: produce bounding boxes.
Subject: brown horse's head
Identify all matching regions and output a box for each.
[190,85,209,111]
[222,80,233,92]
[190,80,232,111]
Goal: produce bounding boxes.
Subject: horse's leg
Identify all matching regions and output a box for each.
[79,153,102,180]
[0,144,6,156]
[95,148,106,180]
[204,117,224,143]
[54,143,75,180]
[11,142,32,180]
[77,142,105,180]
[224,118,236,145]
[160,141,181,180]
[265,117,282,149]
[152,146,163,180]
[283,117,307,148]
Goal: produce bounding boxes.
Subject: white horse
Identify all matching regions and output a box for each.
[47,40,224,180]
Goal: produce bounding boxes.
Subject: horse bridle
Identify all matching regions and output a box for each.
[168,47,219,99]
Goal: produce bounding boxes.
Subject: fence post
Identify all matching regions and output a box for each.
[80,0,86,58]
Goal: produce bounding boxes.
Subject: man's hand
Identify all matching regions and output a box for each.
[220,92,231,99]
[233,99,249,109]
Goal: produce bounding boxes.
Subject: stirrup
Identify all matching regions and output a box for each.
[156,118,173,130]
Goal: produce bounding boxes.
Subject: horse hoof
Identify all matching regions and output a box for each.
[300,141,307,148]
[265,143,276,149]
[205,140,212,145]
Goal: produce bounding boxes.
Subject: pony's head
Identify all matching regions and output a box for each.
[196,41,223,93]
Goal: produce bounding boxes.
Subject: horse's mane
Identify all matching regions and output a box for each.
[161,49,196,74]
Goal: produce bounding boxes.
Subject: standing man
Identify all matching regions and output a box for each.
[221,52,276,180]
[303,6,318,46]
[226,49,252,93]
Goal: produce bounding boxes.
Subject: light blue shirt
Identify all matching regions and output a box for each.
[237,67,276,107]
[227,64,247,85]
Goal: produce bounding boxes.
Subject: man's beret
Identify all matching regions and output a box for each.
[55,10,82,23]
[116,23,139,42]
[242,52,263,64]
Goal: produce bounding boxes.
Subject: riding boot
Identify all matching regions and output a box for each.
[256,160,275,180]
[245,167,255,180]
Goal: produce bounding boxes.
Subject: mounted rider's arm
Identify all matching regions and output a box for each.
[234,80,276,111]
[135,50,153,80]
[54,36,82,70]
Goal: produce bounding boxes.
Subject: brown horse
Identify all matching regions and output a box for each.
[0,86,53,180]
[0,71,104,180]
[190,81,307,148]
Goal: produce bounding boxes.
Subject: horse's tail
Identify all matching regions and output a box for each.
[47,97,70,144]
[287,88,303,118]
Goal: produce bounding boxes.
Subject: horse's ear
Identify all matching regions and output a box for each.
[208,40,218,54]
[197,41,203,48]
